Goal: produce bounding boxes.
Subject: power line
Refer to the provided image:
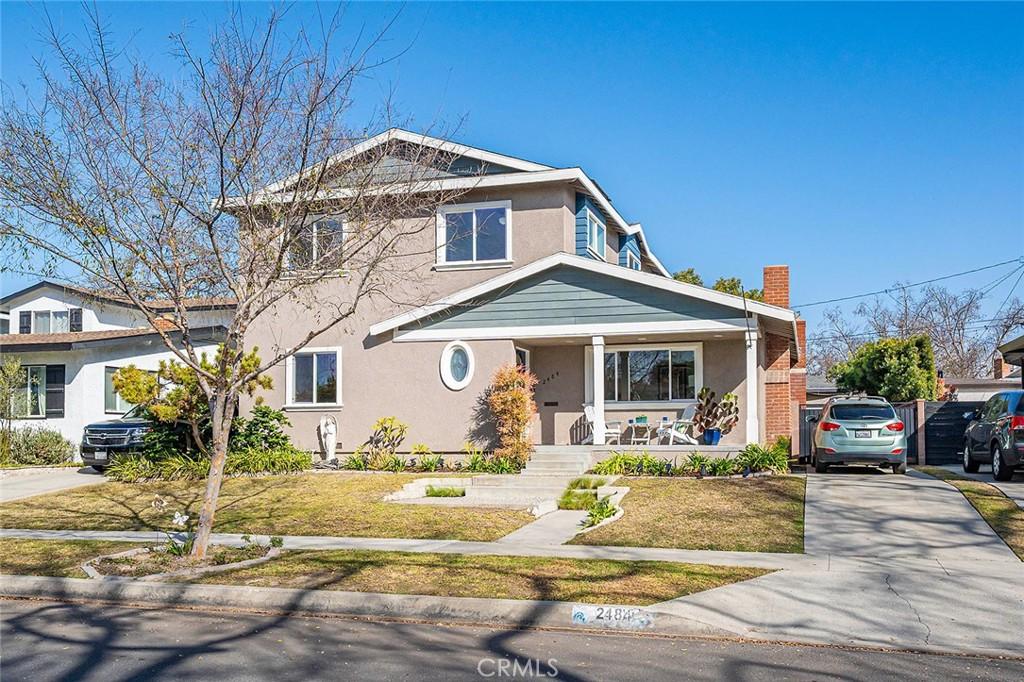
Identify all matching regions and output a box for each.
[996,266,1024,314]
[792,256,1024,309]
[807,317,1019,343]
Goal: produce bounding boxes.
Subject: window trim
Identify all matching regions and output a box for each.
[284,346,343,409]
[600,342,704,405]
[514,346,531,371]
[585,208,606,259]
[440,340,475,391]
[282,216,345,272]
[435,200,513,268]
[14,364,46,419]
[626,251,641,271]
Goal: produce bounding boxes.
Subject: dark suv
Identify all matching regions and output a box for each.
[80,406,152,471]
[962,390,1024,481]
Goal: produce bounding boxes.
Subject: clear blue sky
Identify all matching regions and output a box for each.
[2,2,1022,336]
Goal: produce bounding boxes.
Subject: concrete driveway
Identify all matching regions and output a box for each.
[0,467,106,503]
[937,463,1024,509]
[804,468,1018,562]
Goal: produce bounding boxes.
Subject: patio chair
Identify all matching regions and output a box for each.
[581,404,622,445]
[657,405,699,445]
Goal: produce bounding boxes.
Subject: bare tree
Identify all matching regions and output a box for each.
[807,283,1024,378]
[0,6,470,556]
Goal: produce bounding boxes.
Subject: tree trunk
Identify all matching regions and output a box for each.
[190,392,235,558]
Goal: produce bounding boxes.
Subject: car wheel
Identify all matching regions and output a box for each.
[992,445,1013,482]
[814,460,829,474]
[962,443,980,473]
[892,462,907,475]
[91,465,107,473]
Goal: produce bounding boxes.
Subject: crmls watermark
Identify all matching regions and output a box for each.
[477,657,559,678]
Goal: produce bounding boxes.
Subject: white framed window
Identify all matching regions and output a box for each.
[436,200,512,268]
[514,346,531,371]
[285,218,344,271]
[602,343,703,403]
[13,365,45,418]
[440,340,474,391]
[586,209,606,258]
[104,366,150,414]
[286,347,341,407]
[626,251,641,271]
[33,311,51,334]
[52,310,70,333]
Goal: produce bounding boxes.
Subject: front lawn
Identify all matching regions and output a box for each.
[188,549,770,605]
[0,473,533,542]
[0,538,144,578]
[917,466,1023,560]
[570,476,806,553]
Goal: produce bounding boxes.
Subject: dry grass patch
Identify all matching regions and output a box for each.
[189,549,770,605]
[0,473,532,542]
[570,476,805,553]
[917,466,1024,560]
[0,539,143,578]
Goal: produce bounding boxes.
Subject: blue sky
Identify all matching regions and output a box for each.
[2,2,1022,336]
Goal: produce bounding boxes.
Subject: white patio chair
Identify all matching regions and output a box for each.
[657,405,699,445]
[581,404,622,445]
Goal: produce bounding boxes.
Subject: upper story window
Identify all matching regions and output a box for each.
[626,251,641,271]
[436,201,512,268]
[586,209,606,258]
[285,218,344,271]
[18,309,81,334]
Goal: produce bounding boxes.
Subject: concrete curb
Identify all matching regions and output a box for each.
[0,574,732,638]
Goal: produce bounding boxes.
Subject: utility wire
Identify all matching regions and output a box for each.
[792,256,1024,308]
[996,266,1024,315]
[807,317,1018,343]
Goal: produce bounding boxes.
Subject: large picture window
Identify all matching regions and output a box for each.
[286,218,344,271]
[289,349,340,405]
[436,201,511,266]
[603,345,700,402]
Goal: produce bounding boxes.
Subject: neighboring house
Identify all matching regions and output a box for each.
[240,129,805,453]
[0,281,233,446]
[997,334,1024,389]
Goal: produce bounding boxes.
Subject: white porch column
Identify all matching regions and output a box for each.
[745,329,759,444]
[592,336,605,445]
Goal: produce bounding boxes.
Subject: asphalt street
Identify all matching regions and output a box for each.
[2,598,1021,681]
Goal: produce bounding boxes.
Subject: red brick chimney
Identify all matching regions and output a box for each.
[763,265,790,308]
[994,355,1013,379]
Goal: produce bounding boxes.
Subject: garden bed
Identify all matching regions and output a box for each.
[88,544,276,579]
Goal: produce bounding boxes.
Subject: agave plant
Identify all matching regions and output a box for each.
[691,388,740,435]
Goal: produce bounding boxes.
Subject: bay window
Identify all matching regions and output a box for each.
[436,201,511,266]
[288,348,341,406]
[602,344,701,403]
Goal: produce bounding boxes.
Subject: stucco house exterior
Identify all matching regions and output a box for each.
[0,281,233,446]
[241,129,807,454]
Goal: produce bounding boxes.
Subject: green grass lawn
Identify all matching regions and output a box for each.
[917,466,1023,560]
[570,476,806,553]
[0,473,533,542]
[188,549,770,605]
[0,538,144,578]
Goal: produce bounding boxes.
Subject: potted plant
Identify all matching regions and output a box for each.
[692,388,739,445]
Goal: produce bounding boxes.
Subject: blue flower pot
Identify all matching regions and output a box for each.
[703,428,722,446]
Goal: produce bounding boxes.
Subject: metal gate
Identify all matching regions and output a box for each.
[798,403,919,463]
[923,401,983,465]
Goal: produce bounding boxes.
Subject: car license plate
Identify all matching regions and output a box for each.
[854,430,871,439]
[94,450,107,460]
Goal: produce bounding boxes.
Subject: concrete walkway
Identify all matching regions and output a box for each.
[0,467,105,503]
[495,510,588,545]
[937,463,1024,508]
[804,470,1019,562]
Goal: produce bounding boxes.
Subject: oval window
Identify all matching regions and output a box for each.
[440,341,474,390]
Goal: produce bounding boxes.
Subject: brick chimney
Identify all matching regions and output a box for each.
[763,265,790,308]
[994,355,1013,379]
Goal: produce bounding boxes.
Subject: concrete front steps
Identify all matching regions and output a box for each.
[521,446,593,477]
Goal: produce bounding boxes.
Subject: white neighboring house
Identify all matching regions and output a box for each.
[0,281,234,447]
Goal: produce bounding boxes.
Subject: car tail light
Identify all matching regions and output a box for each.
[824,448,836,454]
[1011,416,1024,430]
[885,422,905,432]
[820,421,840,431]
[891,448,904,455]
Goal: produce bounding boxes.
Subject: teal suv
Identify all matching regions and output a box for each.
[809,396,908,474]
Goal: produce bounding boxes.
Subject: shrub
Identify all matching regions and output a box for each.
[705,456,739,477]
[462,442,488,472]
[827,335,937,401]
[107,453,159,482]
[592,450,666,476]
[107,446,310,482]
[678,453,712,475]
[583,495,617,528]
[364,417,408,469]
[8,427,75,465]
[230,406,291,452]
[486,364,537,467]
[343,449,368,471]
[141,419,189,459]
[769,435,792,456]
[418,452,445,472]
[736,443,790,474]
[159,453,210,480]
[558,489,598,510]
[425,485,465,498]
[226,446,311,476]
[486,455,518,474]
[371,452,406,473]
[568,477,606,490]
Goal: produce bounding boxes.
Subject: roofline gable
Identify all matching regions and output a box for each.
[368,252,795,337]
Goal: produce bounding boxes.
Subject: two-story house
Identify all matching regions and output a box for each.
[242,129,806,454]
[0,281,234,446]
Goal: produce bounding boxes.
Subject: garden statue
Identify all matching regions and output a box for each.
[317,415,338,463]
